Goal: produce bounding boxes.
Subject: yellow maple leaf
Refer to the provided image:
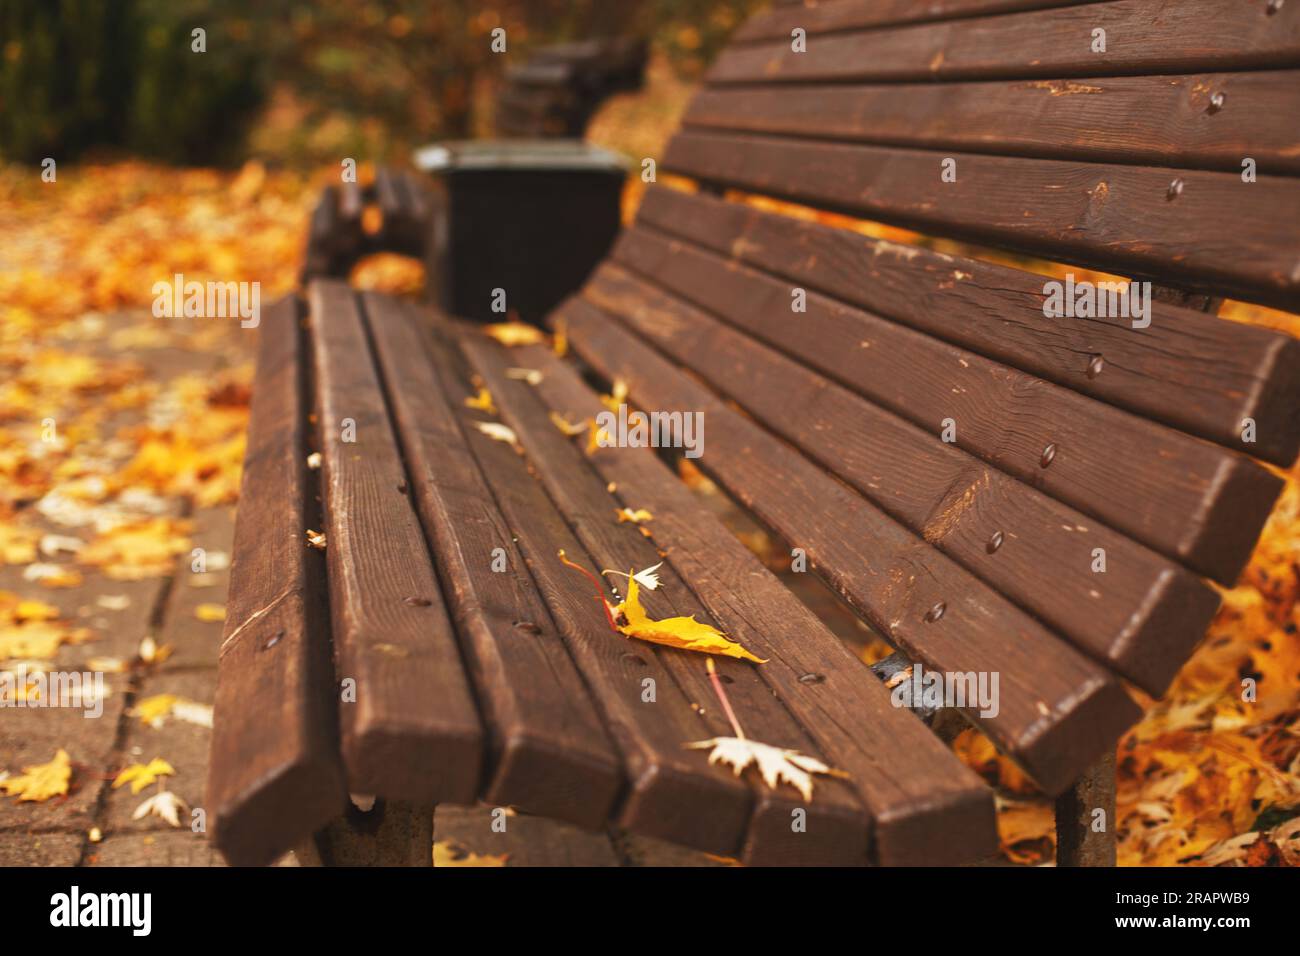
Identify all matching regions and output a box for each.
[483,322,545,347]
[78,518,191,580]
[475,422,518,445]
[613,574,765,663]
[464,387,497,415]
[552,318,568,357]
[585,418,609,456]
[616,507,653,524]
[433,840,508,867]
[0,526,39,565]
[112,758,176,795]
[0,749,72,802]
[134,694,179,727]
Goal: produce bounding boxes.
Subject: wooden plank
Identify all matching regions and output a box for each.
[635,187,1300,469]
[685,71,1300,176]
[209,294,348,867]
[486,340,1000,866]
[455,329,874,865]
[306,280,484,803]
[553,295,1142,796]
[663,130,1300,311]
[360,293,622,829]
[607,230,1284,587]
[417,324,757,858]
[434,805,620,866]
[582,259,1223,693]
[734,0,1093,43]
[1054,751,1117,866]
[709,0,1300,85]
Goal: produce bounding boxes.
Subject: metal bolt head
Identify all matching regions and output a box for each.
[924,601,947,623]
[1167,178,1184,200]
[986,530,1004,554]
[1040,442,1058,468]
[1087,354,1105,378]
[1208,92,1225,114]
[1267,0,1283,15]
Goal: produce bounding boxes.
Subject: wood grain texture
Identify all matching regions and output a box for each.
[307,279,483,803]
[710,0,1300,85]
[503,339,999,866]
[209,294,347,867]
[734,0,1094,43]
[685,71,1300,175]
[635,187,1300,470]
[663,130,1300,311]
[362,293,622,828]
[582,259,1223,694]
[425,326,758,858]
[553,295,1142,796]
[456,329,873,864]
[607,229,1284,586]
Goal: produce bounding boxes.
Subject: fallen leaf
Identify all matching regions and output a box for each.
[585,418,609,456]
[616,507,653,524]
[552,318,568,357]
[0,749,73,802]
[613,574,765,663]
[603,562,664,592]
[464,387,497,415]
[133,789,188,827]
[483,322,545,347]
[505,367,542,386]
[134,694,180,728]
[39,534,84,557]
[0,527,40,565]
[22,563,84,588]
[195,603,226,623]
[78,518,191,580]
[113,758,176,794]
[601,379,628,414]
[0,622,94,661]
[96,594,131,611]
[306,452,322,470]
[475,422,518,445]
[549,411,586,437]
[137,635,172,665]
[686,736,842,802]
[305,529,327,550]
[433,839,508,867]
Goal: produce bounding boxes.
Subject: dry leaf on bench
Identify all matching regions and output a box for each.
[686,737,841,803]
[603,563,663,592]
[305,529,327,550]
[194,603,226,623]
[613,574,765,663]
[549,411,586,437]
[464,387,497,415]
[0,749,72,802]
[505,367,542,385]
[475,422,518,446]
[616,508,653,524]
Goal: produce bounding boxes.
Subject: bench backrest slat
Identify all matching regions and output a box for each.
[734,0,1095,42]
[634,187,1300,468]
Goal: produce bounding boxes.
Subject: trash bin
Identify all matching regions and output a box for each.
[413,139,627,325]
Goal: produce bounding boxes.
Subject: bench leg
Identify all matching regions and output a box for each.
[1054,751,1117,866]
[297,799,435,867]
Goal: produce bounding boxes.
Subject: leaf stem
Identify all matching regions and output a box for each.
[706,658,745,740]
[558,549,620,633]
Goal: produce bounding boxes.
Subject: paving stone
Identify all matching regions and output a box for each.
[435,804,618,866]
[156,506,235,671]
[0,831,84,866]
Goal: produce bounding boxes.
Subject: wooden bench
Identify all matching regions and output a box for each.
[496,38,649,139]
[211,0,1300,867]
[300,168,432,281]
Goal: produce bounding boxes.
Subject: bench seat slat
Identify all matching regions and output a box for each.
[307,280,484,803]
[734,0,1094,43]
[710,0,1300,85]
[361,293,623,828]
[635,187,1300,470]
[607,228,1285,587]
[209,295,346,867]
[685,71,1300,176]
[663,130,1300,311]
[418,324,775,858]
[486,337,1000,866]
[581,261,1224,694]
[554,296,1142,796]
[456,330,874,865]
